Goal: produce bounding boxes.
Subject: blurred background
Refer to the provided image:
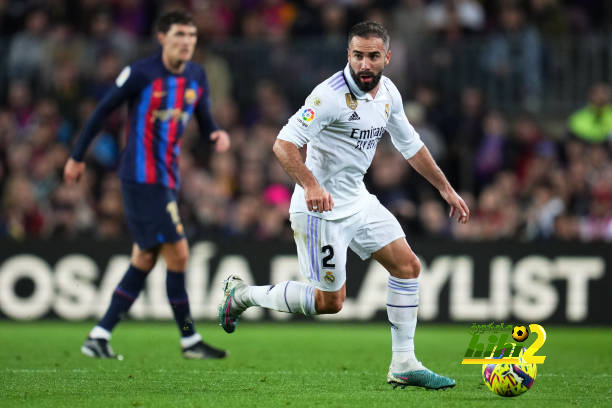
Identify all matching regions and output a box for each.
[1,0,612,244]
[1,0,612,324]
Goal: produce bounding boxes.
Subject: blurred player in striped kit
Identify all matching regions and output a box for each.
[219,21,469,389]
[65,10,229,360]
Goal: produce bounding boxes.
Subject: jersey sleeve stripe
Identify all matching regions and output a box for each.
[327,72,342,84]
[331,81,346,91]
[329,75,344,87]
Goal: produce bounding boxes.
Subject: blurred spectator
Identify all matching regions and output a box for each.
[482,4,542,112]
[404,102,446,162]
[113,0,150,37]
[473,111,507,192]
[7,7,48,86]
[524,181,565,239]
[568,83,612,144]
[2,174,46,239]
[418,198,450,238]
[444,87,485,191]
[7,80,35,131]
[553,212,580,241]
[527,0,568,37]
[41,22,87,89]
[425,0,485,33]
[389,0,430,93]
[195,46,233,104]
[82,9,136,68]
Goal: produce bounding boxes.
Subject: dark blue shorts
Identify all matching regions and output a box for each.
[121,181,185,250]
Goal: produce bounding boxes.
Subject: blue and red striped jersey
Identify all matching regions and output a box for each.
[71,53,218,189]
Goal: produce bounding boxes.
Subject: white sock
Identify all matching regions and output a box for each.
[180,332,202,349]
[237,281,317,316]
[89,326,111,340]
[387,276,420,371]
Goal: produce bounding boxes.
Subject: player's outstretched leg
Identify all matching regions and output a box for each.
[218,275,248,333]
[218,275,317,333]
[386,275,455,390]
[387,368,456,390]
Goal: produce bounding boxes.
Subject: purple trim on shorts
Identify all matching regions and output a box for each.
[307,215,315,280]
[386,304,419,308]
[314,217,320,281]
[283,281,292,313]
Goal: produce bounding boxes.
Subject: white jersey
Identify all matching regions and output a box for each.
[277,64,424,220]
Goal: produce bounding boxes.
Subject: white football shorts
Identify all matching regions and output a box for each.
[289,194,405,292]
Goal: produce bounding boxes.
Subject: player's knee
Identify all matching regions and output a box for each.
[395,255,420,279]
[316,297,344,314]
[132,251,157,271]
[168,248,189,271]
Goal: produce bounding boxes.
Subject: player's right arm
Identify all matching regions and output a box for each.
[64,65,147,184]
[274,86,337,213]
[272,139,334,212]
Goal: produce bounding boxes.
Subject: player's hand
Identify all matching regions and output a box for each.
[304,184,334,213]
[64,158,85,185]
[210,130,230,152]
[440,186,470,224]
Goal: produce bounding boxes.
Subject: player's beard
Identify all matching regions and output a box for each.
[349,65,383,92]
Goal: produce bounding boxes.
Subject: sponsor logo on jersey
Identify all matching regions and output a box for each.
[349,126,386,150]
[345,93,358,110]
[184,89,197,104]
[153,91,167,98]
[152,108,190,125]
[348,111,360,121]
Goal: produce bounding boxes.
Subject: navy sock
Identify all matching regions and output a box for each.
[166,269,196,337]
[98,264,148,332]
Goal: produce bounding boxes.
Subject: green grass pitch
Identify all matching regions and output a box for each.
[1,322,611,407]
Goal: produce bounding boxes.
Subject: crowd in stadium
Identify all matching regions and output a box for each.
[1,0,612,243]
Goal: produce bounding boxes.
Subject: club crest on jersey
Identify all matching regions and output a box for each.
[385,103,390,119]
[324,271,335,284]
[184,89,197,104]
[345,93,358,110]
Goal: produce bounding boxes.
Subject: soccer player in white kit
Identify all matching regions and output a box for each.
[219,21,469,390]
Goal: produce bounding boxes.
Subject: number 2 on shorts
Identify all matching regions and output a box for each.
[321,245,335,268]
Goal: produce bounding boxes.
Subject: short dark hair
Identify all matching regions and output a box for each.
[155,10,195,33]
[348,21,390,50]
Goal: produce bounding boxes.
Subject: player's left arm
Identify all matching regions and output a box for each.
[407,146,470,224]
[194,69,230,152]
[384,80,469,223]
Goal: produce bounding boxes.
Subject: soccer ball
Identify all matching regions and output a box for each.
[482,347,537,397]
[512,325,529,342]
